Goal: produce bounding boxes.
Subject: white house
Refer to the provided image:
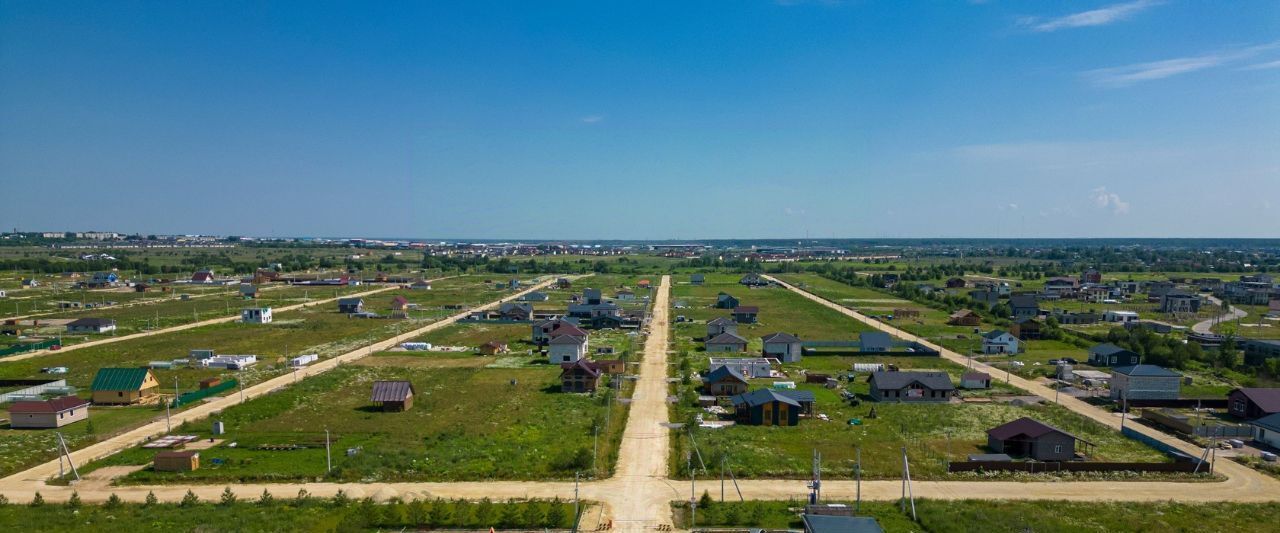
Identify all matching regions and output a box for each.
[1104,310,1140,323]
[981,330,1020,354]
[1250,413,1280,449]
[548,334,588,364]
[761,332,803,363]
[241,307,273,324]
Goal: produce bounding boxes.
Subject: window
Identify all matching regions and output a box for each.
[1054,444,1062,454]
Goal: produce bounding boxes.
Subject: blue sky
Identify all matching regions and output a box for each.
[2,1,1278,239]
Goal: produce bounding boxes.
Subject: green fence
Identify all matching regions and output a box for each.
[173,379,239,407]
[0,339,60,358]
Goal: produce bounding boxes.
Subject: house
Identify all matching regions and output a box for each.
[390,295,410,311]
[370,380,415,412]
[559,359,602,393]
[986,417,1085,461]
[520,291,549,302]
[478,341,509,355]
[1009,295,1040,320]
[21,278,39,288]
[981,330,1020,354]
[556,278,572,289]
[715,293,740,309]
[690,274,705,286]
[867,371,955,402]
[893,308,920,319]
[802,514,884,533]
[337,297,365,314]
[740,273,769,287]
[91,367,159,405]
[582,288,603,305]
[732,306,759,324]
[1043,277,1080,296]
[702,365,749,396]
[947,309,982,326]
[591,314,625,329]
[708,357,773,379]
[548,334,589,363]
[1110,365,1181,401]
[1104,310,1139,323]
[945,277,967,289]
[1052,309,1100,325]
[1088,343,1141,367]
[705,317,738,338]
[86,271,119,288]
[241,307,273,323]
[1269,299,1280,318]
[615,289,636,301]
[239,284,259,299]
[968,290,999,306]
[730,389,815,426]
[1081,269,1103,284]
[705,332,749,352]
[498,302,533,321]
[7,396,90,429]
[592,359,626,374]
[1249,413,1280,449]
[191,270,215,283]
[409,280,432,290]
[1160,291,1201,314]
[1010,318,1042,340]
[858,331,892,353]
[1227,388,1280,420]
[154,450,200,472]
[960,372,991,390]
[761,332,803,362]
[1243,339,1280,365]
[532,319,586,345]
[66,318,117,334]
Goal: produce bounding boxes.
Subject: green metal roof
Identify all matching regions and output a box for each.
[91,367,151,391]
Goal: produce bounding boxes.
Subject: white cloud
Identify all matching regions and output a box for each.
[1241,59,1280,71]
[1084,41,1280,87]
[783,207,807,216]
[1090,187,1130,215]
[1019,0,1161,33]
[580,115,604,124]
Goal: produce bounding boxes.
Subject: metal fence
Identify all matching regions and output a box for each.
[0,339,59,357]
[172,379,239,407]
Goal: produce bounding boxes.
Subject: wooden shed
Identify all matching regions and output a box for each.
[154,450,200,472]
[370,380,415,412]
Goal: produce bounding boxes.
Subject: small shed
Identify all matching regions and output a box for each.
[370,380,415,412]
[154,450,200,472]
[960,372,991,390]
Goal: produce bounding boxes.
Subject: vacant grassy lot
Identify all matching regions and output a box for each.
[673,499,1280,533]
[80,354,629,483]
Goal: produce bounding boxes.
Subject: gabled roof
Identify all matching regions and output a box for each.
[551,323,588,337]
[1091,343,1126,355]
[706,332,748,345]
[982,329,1013,341]
[337,297,364,305]
[1112,364,1181,377]
[550,334,587,345]
[761,332,801,344]
[560,359,601,378]
[8,395,89,414]
[390,295,409,306]
[731,388,800,408]
[987,417,1081,442]
[733,306,759,314]
[1251,412,1280,433]
[949,309,976,318]
[869,371,954,391]
[155,450,199,459]
[91,368,153,391]
[703,365,748,384]
[962,372,990,381]
[68,318,115,328]
[1231,388,1280,413]
[370,380,415,402]
[1009,294,1039,308]
[707,317,736,327]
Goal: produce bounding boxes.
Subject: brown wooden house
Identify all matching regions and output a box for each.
[370,380,415,412]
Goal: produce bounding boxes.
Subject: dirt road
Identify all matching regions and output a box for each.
[0,276,565,487]
[0,281,427,363]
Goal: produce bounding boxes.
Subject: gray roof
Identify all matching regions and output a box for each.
[370,380,414,402]
[982,329,1011,340]
[1091,343,1126,355]
[802,514,884,533]
[68,317,115,327]
[1112,364,1181,377]
[731,388,815,408]
[706,332,748,345]
[869,371,955,391]
[707,317,736,326]
[338,297,363,305]
[761,332,801,344]
[1251,412,1280,433]
[1010,294,1039,308]
[703,365,748,384]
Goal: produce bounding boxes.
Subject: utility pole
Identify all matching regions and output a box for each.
[689,451,696,530]
[855,446,862,513]
[572,472,580,533]
[592,426,598,476]
[901,447,916,521]
[164,400,172,433]
[325,428,332,473]
[56,432,80,481]
[239,378,245,402]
